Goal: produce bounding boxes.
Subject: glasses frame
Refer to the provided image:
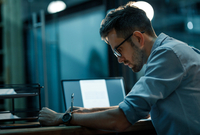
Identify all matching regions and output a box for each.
[112,31,145,57]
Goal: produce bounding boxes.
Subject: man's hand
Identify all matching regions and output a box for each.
[69,106,91,113]
[66,106,84,113]
[39,107,63,126]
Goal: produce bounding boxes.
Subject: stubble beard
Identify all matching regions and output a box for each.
[130,42,146,72]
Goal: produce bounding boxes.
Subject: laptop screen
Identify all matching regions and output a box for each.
[61,77,126,110]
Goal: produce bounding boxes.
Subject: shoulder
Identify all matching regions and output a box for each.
[148,36,191,66]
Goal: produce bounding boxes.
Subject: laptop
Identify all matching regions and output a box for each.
[61,77,126,110]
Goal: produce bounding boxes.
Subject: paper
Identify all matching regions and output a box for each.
[0,112,19,120]
[0,89,16,95]
[80,80,110,108]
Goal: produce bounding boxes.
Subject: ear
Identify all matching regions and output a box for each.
[133,31,145,49]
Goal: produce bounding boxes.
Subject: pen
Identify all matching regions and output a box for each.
[71,93,74,112]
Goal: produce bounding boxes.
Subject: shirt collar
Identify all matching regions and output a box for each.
[151,33,168,53]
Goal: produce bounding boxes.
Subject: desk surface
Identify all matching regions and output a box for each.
[0,120,156,135]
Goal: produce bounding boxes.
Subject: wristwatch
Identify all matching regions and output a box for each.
[62,112,72,124]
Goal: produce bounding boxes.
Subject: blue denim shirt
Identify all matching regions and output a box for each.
[119,33,200,135]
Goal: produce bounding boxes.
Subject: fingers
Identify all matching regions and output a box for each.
[66,106,83,113]
[72,107,91,113]
[39,107,48,114]
[39,107,56,114]
[73,106,83,110]
[38,107,54,125]
[38,107,63,126]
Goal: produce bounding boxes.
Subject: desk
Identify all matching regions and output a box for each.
[0,120,156,135]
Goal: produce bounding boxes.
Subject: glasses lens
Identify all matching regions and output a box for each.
[113,49,121,57]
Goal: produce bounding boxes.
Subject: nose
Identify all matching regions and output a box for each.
[117,56,124,64]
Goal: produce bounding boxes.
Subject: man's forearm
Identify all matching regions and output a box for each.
[70,107,131,132]
[88,106,118,113]
[39,106,132,131]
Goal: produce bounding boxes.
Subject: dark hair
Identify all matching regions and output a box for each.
[100,1,155,42]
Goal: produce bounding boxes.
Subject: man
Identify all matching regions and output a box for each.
[39,1,200,135]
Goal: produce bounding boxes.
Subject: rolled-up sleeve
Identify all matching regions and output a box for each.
[119,46,185,125]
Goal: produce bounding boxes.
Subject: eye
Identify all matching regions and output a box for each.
[117,47,122,53]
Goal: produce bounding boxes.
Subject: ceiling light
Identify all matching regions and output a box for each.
[187,21,193,30]
[47,1,66,14]
[132,1,154,21]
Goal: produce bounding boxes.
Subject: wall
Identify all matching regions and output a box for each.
[26,5,108,112]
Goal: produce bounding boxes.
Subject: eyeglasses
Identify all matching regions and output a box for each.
[112,31,145,57]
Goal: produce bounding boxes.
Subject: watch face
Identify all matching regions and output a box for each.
[62,113,72,123]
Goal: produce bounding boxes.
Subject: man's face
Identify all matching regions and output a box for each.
[107,29,146,72]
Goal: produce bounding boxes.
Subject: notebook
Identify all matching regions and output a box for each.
[61,77,126,110]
